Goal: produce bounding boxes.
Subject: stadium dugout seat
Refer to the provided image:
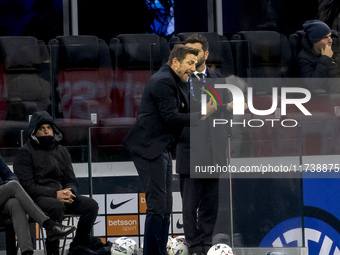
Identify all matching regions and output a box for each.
[49,35,113,121]
[288,29,340,109]
[48,35,114,159]
[287,30,340,155]
[288,30,340,113]
[0,36,51,153]
[49,35,138,161]
[228,31,294,156]
[228,30,323,157]
[230,31,292,95]
[109,33,170,117]
[169,32,235,77]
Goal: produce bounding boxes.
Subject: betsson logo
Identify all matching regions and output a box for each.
[107,215,139,235]
[200,84,312,128]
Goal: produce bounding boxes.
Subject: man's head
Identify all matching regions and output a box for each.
[28,111,63,146]
[184,34,209,72]
[167,44,199,82]
[35,123,54,137]
[33,122,55,147]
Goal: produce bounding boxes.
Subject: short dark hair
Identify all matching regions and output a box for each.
[184,33,209,52]
[167,44,199,66]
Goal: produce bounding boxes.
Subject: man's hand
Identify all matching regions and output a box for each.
[226,101,233,111]
[202,97,217,119]
[226,101,248,111]
[57,188,76,204]
[322,44,333,58]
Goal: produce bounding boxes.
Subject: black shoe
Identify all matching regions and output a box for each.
[46,223,76,241]
[190,253,204,255]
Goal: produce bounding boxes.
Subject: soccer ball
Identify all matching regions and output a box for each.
[111,237,138,255]
[166,236,174,248]
[207,243,234,255]
[167,235,189,255]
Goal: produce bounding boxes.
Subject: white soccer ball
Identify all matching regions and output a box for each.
[207,243,234,255]
[166,236,173,247]
[167,236,189,255]
[111,237,138,255]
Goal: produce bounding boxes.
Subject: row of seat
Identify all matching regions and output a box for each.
[0,32,338,160]
[111,31,340,116]
[1,31,339,121]
[107,31,340,159]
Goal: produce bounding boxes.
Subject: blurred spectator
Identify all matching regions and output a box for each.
[297,19,340,93]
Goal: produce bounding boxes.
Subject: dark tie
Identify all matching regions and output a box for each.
[197,73,206,96]
[197,73,204,80]
[191,74,205,99]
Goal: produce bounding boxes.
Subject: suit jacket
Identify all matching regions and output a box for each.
[124,65,201,160]
[176,67,232,175]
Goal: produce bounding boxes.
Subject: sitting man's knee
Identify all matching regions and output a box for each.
[5,180,20,190]
[41,199,65,214]
[89,199,99,213]
[82,197,99,214]
[5,198,20,209]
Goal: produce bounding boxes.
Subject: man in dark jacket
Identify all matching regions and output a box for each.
[14,111,98,255]
[297,19,340,93]
[124,44,217,255]
[176,34,233,255]
[0,154,75,255]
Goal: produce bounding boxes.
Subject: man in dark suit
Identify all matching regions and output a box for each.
[124,44,217,255]
[176,34,233,255]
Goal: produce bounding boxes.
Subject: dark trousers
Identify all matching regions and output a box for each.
[180,175,219,254]
[35,195,98,255]
[132,150,172,255]
[0,181,49,253]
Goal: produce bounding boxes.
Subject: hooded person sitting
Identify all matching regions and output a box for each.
[14,111,99,255]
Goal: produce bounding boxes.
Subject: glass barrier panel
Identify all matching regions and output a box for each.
[1,38,339,252]
[50,43,114,163]
[0,44,51,164]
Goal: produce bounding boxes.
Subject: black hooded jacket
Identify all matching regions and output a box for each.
[13,111,78,199]
[297,35,338,92]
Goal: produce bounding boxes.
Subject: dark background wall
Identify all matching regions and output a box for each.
[0,0,322,43]
[174,0,320,36]
[173,0,209,33]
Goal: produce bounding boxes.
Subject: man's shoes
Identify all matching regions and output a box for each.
[190,253,204,255]
[46,223,76,241]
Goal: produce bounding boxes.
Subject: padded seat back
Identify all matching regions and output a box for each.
[234,31,292,78]
[109,34,170,117]
[111,33,170,70]
[49,35,113,120]
[0,36,51,121]
[231,31,292,94]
